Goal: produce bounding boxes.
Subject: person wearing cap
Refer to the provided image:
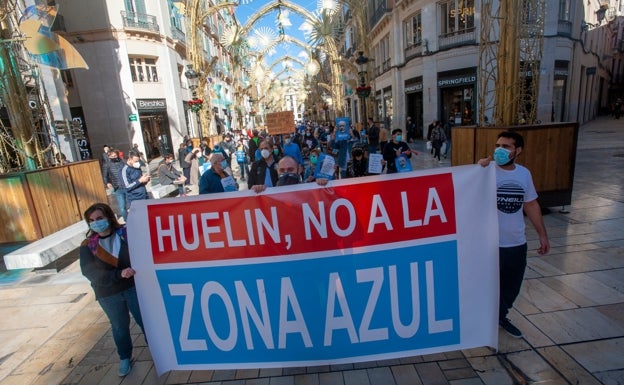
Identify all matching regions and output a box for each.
[382,128,412,174]
[346,143,369,178]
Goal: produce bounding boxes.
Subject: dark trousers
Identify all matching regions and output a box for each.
[433,140,442,160]
[98,286,145,360]
[499,244,528,321]
[183,167,191,185]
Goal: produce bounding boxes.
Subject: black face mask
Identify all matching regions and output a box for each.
[277,172,301,186]
[110,158,120,162]
[352,150,363,157]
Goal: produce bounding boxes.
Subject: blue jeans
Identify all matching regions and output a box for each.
[98,286,144,360]
[112,188,127,221]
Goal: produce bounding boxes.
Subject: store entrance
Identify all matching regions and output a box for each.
[440,86,474,126]
[140,112,173,160]
[406,92,424,139]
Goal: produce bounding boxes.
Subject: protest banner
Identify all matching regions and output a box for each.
[128,165,499,375]
[265,111,295,135]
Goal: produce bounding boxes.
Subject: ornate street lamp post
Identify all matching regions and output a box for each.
[184,64,203,138]
[248,97,256,129]
[355,51,371,129]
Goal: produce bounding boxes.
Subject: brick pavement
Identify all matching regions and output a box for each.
[0,117,623,384]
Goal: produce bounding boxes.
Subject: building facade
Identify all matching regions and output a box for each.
[55,0,236,162]
[344,0,624,137]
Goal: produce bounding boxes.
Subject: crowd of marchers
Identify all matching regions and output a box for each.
[92,122,549,377]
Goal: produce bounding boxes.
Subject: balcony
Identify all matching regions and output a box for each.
[382,58,391,72]
[370,1,392,29]
[557,20,572,36]
[405,42,423,60]
[121,11,160,33]
[171,26,185,42]
[438,28,476,50]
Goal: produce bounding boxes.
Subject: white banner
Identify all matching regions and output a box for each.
[128,164,499,375]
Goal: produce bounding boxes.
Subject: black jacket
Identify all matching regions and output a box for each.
[382,140,411,174]
[248,158,279,189]
[102,158,124,189]
[80,227,134,300]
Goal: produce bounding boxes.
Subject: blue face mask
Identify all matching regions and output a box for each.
[493,147,513,166]
[396,135,403,142]
[220,160,229,169]
[89,218,110,233]
[310,155,318,165]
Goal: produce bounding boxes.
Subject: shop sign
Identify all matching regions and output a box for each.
[437,75,476,88]
[137,99,167,111]
[405,83,423,93]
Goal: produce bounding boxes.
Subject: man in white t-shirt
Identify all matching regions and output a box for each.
[479,131,550,338]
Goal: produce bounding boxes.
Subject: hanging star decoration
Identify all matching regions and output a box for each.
[18,1,88,70]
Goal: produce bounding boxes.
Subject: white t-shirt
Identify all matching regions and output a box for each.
[495,164,538,247]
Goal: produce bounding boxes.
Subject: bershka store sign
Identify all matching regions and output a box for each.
[138,99,167,111]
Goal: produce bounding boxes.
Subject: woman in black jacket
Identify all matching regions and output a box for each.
[79,203,144,377]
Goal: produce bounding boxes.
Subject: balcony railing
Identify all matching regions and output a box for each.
[121,11,159,33]
[557,20,572,36]
[382,58,391,72]
[370,1,392,28]
[405,42,423,59]
[438,28,476,50]
[171,26,185,42]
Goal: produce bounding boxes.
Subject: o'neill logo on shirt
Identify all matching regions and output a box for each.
[497,182,524,214]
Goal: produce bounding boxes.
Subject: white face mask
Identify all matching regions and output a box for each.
[261,149,271,159]
[132,162,141,169]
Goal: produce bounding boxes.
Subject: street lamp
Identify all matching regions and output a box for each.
[355,51,371,129]
[184,64,203,137]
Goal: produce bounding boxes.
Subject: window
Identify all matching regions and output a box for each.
[124,0,146,14]
[129,57,159,82]
[404,12,422,47]
[522,0,539,24]
[558,0,570,21]
[374,35,391,74]
[439,0,475,36]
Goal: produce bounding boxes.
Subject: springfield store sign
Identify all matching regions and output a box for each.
[128,165,500,375]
